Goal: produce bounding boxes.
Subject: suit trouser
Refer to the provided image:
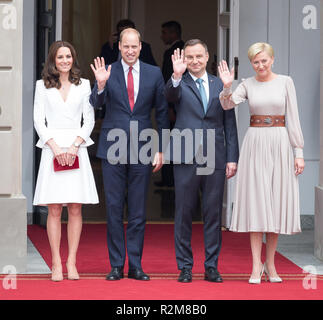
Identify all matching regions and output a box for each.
[102,160,151,270]
[174,163,225,271]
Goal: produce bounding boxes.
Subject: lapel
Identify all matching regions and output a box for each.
[184,72,218,116]
[207,74,217,113]
[115,61,132,113]
[183,73,204,112]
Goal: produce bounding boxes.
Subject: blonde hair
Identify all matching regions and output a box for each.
[248,42,274,61]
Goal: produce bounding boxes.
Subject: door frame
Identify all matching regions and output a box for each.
[34,0,57,226]
[217,0,240,228]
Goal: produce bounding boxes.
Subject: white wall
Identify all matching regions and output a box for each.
[0,0,27,273]
[22,0,36,218]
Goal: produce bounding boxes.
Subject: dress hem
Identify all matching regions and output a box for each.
[33,201,99,206]
[229,228,302,235]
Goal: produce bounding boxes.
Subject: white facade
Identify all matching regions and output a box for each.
[0,0,322,272]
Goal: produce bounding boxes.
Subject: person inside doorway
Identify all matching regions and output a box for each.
[100,19,157,66]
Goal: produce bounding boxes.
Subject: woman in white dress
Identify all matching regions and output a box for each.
[33,41,99,281]
[218,43,305,284]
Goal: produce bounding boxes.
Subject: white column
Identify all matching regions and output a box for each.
[0,0,27,273]
[314,0,323,261]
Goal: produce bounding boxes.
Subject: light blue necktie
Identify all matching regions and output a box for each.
[196,78,208,113]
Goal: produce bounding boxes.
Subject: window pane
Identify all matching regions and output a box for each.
[225,0,231,12]
[221,28,230,63]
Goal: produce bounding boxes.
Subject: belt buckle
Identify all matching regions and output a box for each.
[263,116,273,126]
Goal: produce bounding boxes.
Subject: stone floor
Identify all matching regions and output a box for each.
[26,229,323,275]
[276,230,323,275]
[26,238,51,274]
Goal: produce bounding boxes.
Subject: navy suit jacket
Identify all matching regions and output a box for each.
[164,72,239,169]
[90,60,169,162]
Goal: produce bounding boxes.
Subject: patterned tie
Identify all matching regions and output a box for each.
[196,78,208,114]
[127,66,135,112]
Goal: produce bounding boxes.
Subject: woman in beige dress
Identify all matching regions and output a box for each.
[218,42,305,284]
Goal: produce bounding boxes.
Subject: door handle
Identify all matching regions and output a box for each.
[234,57,239,80]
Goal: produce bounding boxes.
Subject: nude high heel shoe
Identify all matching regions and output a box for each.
[51,265,63,282]
[248,264,265,284]
[66,262,80,280]
[264,263,282,283]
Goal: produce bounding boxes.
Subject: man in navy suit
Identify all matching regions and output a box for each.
[90,28,169,281]
[165,40,239,283]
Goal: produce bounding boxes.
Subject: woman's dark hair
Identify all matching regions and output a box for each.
[42,41,81,89]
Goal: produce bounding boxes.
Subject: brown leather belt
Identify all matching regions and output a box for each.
[250,115,285,127]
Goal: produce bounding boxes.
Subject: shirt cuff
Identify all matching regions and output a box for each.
[294,148,304,159]
[171,75,182,88]
[221,87,232,96]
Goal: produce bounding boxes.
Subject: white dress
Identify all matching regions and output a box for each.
[220,75,304,235]
[33,79,99,206]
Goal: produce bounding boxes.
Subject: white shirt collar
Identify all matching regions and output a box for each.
[189,71,208,83]
[121,59,140,73]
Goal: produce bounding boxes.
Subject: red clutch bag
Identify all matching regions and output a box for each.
[53,156,79,172]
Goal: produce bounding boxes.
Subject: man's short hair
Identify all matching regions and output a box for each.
[161,21,182,38]
[184,39,208,53]
[119,28,142,43]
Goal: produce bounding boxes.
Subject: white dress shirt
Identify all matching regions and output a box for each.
[172,71,210,103]
[121,58,140,104]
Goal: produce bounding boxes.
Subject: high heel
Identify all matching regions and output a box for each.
[264,263,282,283]
[51,265,63,282]
[66,263,80,280]
[248,264,265,284]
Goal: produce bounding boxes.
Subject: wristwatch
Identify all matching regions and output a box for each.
[74,142,81,148]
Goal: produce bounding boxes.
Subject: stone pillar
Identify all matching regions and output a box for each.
[0,0,27,273]
[314,0,323,261]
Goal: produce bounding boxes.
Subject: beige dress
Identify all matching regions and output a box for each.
[220,75,304,235]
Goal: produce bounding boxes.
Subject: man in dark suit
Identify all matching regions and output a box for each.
[90,28,169,281]
[165,40,239,283]
[155,21,184,188]
[161,21,185,83]
[100,19,157,66]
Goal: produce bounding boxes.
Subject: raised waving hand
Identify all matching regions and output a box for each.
[218,60,235,88]
[172,48,187,80]
[90,57,112,91]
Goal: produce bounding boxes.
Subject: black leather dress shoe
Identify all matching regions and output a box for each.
[106,267,124,281]
[178,268,192,283]
[204,267,223,283]
[128,269,150,281]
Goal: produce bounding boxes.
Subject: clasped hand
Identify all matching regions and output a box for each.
[52,145,78,167]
